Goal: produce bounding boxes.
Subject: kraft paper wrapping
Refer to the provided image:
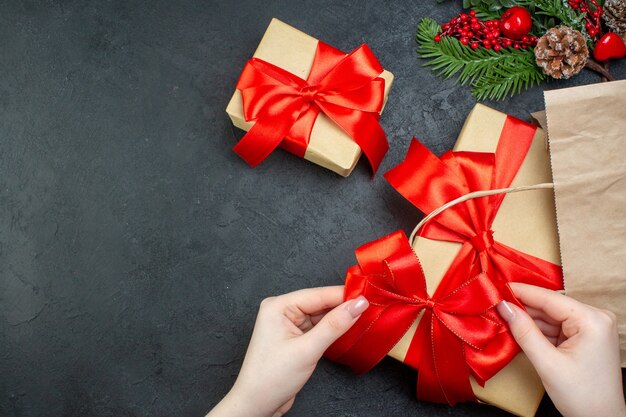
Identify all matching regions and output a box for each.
[388,104,559,417]
[226,18,394,177]
[544,81,626,367]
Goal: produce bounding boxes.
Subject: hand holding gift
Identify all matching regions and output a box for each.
[500,283,626,417]
[207,286,368,417]
[206,283,625,417]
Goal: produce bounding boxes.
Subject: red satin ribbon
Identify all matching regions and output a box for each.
[233,41,389,173]
[325,231,520,404]
[384,116,564,296]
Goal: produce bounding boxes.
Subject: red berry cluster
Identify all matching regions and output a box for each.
[434,10,538,51]
[567,0,604,39]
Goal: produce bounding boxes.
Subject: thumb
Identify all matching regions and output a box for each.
[497,300,557,366]
[301,296,369,355]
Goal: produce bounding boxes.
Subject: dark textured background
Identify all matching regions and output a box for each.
[1,1,625,416]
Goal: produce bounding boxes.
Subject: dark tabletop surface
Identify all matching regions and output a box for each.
[2,1,625,416]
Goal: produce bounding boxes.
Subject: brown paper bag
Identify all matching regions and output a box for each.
[226,19,394,177]
[543,80,626,366]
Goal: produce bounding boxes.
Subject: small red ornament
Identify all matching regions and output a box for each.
[499,6,533,40]
[593,32,626,61]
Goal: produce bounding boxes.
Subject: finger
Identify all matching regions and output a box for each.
[310,310,330,326]
[296,316,314,332]
[545,335,558,346]
[497,300,558,366]
[510,283,587,323]
[277,286,345,315]
[525,306,561,325]
[299,296,369,355]
[297,308,334,331]
[533,318,561,338]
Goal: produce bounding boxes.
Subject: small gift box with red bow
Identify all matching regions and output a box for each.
[326,104,563,417]
[226,18,394,176]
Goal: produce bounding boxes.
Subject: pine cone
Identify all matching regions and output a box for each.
[604,0,626,34]
[534,26,589,79]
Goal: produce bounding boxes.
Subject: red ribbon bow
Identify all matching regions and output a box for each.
[325,230,520,404]
[384,116,563,295]
[233,41,389,173]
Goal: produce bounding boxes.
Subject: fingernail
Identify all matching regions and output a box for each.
[497,300,516,322]
[346,296,369,318]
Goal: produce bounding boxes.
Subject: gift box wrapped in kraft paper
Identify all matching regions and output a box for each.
[226,18,394,176]
[326,104,563,417]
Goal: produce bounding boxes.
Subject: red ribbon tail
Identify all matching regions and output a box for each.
[317,101,388,175]
[491,243,564,290]
[233,99,305,167]
[408,315,475,405]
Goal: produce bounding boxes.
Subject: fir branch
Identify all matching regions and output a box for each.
[417,18,546,101]
[466,0,534,20]
[471,54,546,100]
[534,0,587,29]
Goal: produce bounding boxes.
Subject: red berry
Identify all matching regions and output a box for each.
[434,35,442,42]
[471,41,479,49]
[469,10,476,17]
[588,28,598,37]
[504,39,512,47]
[513,43,520,49]
[493,44,502,51]
[499,6,533,40]
[460,37,470,45]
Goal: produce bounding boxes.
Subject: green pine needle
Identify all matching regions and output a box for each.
[465,0,534,20]
[416,18,546,101]
[534,0,587,29]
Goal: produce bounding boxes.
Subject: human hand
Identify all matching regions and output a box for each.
[207,286,369,417]
[497,283,626,417]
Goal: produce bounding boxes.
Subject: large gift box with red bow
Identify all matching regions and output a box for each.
[226,19,394,176]
[326,104,563,417]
